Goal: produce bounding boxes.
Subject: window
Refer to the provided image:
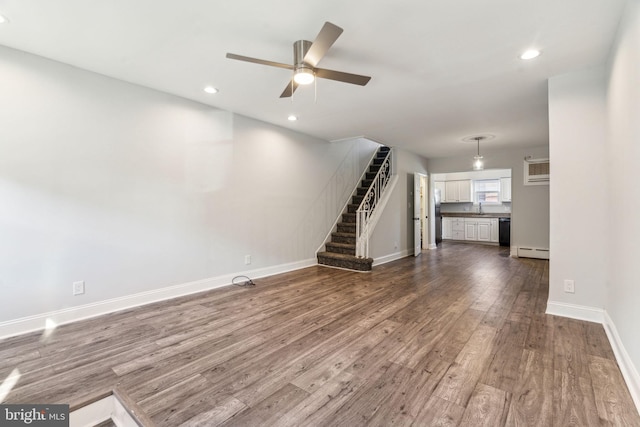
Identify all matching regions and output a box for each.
[474,179,500,204]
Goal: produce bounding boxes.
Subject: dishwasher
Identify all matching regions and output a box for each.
[499,218,511,247]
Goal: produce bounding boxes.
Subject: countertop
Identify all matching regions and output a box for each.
[441,212,511,218]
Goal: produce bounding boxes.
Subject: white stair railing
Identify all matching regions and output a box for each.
[355,149,392,258]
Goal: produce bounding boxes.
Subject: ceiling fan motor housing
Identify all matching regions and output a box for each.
[293,40,312,68]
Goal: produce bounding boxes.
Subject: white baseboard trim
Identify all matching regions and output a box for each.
[0,258,317,340]
[373,249,410,266]
[603,311,640,413]
[510,246,518,257]
[547,302,640,414]
[428,243,437,250]
[545,301,605,323]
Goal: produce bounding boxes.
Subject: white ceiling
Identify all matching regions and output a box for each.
[0,0,625,158]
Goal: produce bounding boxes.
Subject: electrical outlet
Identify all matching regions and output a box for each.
[73,280,85,296]
[244,255,251,265]
[564,279,575,293]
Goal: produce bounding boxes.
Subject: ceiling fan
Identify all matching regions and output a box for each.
[226,22,371,98]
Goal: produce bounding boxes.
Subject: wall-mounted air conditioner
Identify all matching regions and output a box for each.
[524,157,549,186]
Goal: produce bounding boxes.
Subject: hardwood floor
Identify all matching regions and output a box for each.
[1,243,638,426]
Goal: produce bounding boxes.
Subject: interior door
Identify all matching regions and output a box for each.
[413,173,422,257]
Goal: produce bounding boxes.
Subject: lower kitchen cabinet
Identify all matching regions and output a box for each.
[443,217,501,243]
[477,220,491,241]
[465,220,477,240]
[490,218,499,242]
[442,217,452,239]
[476,219,499,242]
[451,218,465,240]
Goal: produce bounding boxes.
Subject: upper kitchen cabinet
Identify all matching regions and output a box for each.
[500,177,512,202]
[444,180,472,203]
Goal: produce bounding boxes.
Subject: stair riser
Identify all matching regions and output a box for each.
[352,195,364,204]
[332,234,356,244]
[318,255,372,271]
[342,213,356,223]
[325,245,355,255]
[347,204,359,214]
[337,224,356,233]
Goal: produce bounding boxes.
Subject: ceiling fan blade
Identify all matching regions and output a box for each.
[303,22,343,67]
[315,68,371,86]
[280,79,299,98]
[226,53,294,70]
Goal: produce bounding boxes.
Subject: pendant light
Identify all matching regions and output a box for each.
[473,136,484,171]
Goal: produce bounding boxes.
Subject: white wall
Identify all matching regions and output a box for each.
[0,45,379,326]
[369,149,429,262]
[547,0,640,408]
[605,0,640,404]
[427,145,550,250]
[548,66,607,310]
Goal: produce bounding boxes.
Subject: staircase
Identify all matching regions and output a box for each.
[317,146,391,272]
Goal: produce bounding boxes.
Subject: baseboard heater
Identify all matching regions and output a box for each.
[517,247,550,260]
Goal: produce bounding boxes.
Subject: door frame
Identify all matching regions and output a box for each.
[413,172,427,257]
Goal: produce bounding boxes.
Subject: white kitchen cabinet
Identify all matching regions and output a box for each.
[457,180,472,202]
[444,181,458,203]
[442,217,452,239]
[500,177,512,202]
[451,218,465,240]
[464,219,477,240]
[443,180,472,203]
[435,181,446,201]
[443,216,502,243]
[477,220,491,241]
[490,218,499,242]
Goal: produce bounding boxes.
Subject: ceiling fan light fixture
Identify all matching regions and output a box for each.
[293,67,315,85]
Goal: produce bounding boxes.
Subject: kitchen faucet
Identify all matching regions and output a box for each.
[478,202,483,214]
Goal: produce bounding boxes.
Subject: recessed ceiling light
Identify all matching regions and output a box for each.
[520,49,541,60]
[287,115,298,121]
[203,86,218,94]
[0,13,9,24]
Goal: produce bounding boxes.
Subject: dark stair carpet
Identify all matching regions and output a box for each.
[317,146,390,272]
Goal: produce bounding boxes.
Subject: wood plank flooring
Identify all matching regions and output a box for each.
[1,243,639,426]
